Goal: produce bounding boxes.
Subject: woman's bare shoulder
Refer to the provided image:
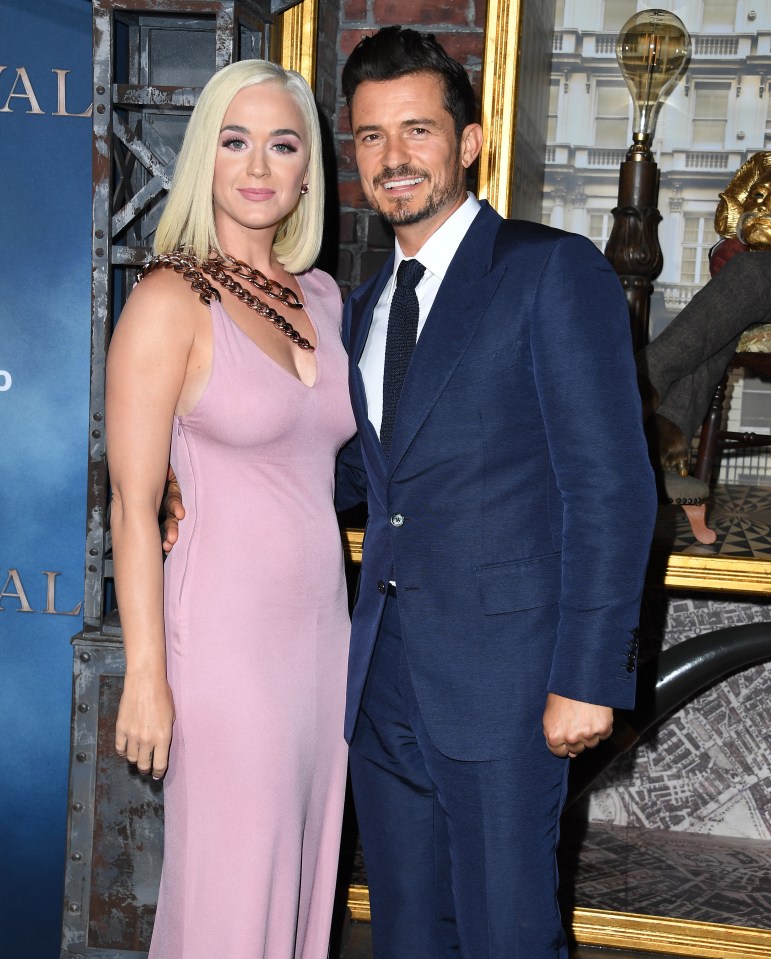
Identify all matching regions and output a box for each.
[127,264,204,307]
[119,265,208,332]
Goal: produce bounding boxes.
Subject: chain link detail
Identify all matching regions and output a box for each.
[138,251,315,352]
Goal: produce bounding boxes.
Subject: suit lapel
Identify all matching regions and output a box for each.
[346,259,393,491]
[386,204,506,474]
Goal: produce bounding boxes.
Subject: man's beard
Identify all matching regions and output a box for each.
[370,164,465,226]
[737,210,771,249]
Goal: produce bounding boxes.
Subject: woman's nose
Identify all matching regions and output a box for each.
[248,152,269,177]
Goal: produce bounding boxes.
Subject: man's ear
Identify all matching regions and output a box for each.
[460,123,484,169]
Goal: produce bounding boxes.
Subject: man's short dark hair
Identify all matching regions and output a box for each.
[341,26,477,139]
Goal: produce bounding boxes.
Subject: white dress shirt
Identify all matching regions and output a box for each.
[359,193,482,434]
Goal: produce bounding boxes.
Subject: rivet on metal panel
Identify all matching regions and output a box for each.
[75,752,88,763]
[92,430,102,439]
[68,903,81,914]
[71,853,82,861]
[96,104,105,114]
[96,85,105,95]
[95,229,104,239]
[77,703,89,713]
[72,802,83,812]
[95,248,104,256]
[89,548,98,556]
[88,565,97,572]
[79,652,91,663]
[93,412,103,421]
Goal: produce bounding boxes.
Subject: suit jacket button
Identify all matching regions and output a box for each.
[377,580,386,594]
[390,513,404,527]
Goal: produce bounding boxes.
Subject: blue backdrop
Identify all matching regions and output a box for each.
[0,0,92,955]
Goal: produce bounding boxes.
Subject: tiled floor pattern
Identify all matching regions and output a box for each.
[338,811,771,958]
[559,820,771,929]
[654,483,771,557]
[345,822,771,935]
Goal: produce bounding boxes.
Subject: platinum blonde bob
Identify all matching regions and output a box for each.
[154,59,324,274]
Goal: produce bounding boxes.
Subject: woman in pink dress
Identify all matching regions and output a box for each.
[106,60,355,959]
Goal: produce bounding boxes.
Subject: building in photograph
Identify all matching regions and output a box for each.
[545,0,771,470]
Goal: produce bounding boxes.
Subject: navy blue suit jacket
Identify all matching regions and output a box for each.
[336,202,657,761]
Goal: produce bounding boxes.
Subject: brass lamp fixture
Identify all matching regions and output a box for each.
[605,9,691,349]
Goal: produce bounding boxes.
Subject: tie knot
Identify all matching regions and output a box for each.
[396,258,426,291]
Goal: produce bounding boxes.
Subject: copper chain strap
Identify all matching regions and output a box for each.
[138,251,315,352]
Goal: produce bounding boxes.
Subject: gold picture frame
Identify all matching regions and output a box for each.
[346,891,771,959]
[278,0,317,88]
[478,0,522,216]
[473,3,771,955]
[279,2,771,952]
[340,524,771,957]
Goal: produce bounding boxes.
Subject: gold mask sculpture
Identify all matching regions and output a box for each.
[715,151,771,249]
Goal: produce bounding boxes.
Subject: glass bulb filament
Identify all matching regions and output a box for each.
[616,9,691,138]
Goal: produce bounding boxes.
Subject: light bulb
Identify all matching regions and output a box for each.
[616,9,691,142]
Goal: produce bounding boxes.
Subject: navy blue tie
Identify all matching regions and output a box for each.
[381,258,426,456]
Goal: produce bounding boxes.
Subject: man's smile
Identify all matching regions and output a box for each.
[382,176,426,190]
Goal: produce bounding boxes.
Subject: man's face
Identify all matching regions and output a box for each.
[349,72,481,250]
[737,170,771,249]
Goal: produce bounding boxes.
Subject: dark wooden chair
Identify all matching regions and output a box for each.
[686,337,771,542]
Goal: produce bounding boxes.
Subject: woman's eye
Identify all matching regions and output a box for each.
[222,137,247,150]
[273,141,298,154]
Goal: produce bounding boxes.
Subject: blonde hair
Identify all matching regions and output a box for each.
[715,151,771,238]
[154,59,324,274]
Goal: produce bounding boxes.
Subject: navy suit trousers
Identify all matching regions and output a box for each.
[349,592,571,959]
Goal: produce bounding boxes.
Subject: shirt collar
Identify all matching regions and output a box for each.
[393,193,481,282]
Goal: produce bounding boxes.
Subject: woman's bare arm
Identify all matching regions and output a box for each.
[106,272,201,777]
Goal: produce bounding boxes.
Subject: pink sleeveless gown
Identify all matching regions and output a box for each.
[151,269,355,959]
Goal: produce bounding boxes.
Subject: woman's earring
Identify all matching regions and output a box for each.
[300,183,309,195]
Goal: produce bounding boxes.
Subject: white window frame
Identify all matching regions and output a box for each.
[587,210,614,252]
[593,80,632,148]
[690,81,731,149]
[602,0,637,33]
[701,0,738,32]
[680,214,713,286]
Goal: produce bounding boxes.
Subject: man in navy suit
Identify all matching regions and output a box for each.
[334,26,657,958]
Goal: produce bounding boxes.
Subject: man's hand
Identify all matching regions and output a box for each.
[543,692,613,759]
[162,464,185,553]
